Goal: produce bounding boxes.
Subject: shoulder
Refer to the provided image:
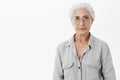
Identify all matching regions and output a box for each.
[94,35,109,49]
[56,40,68,53]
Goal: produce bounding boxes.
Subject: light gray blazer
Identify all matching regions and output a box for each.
[53,33,116,80]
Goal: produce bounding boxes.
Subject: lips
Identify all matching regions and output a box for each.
[78,28,86,30]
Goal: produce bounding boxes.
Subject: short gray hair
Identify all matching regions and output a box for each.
[69,3,95,20]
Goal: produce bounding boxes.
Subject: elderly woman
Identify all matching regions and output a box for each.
[53,3,116,80]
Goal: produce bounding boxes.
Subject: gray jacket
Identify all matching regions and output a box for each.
[53,34,116,80]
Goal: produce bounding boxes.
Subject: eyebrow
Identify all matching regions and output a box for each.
[83,15,89,16]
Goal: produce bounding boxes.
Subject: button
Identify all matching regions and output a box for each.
[78,67,80,69]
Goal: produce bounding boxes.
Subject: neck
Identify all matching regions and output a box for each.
[74,32,90,43]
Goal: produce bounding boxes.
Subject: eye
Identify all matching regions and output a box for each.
[83,16,89,19]
[74,16,79,20]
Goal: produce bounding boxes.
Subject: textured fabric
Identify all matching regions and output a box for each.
[53,33,116,80]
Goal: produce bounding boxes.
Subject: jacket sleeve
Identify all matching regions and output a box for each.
[53,46,64,80]
[101,43,116,80]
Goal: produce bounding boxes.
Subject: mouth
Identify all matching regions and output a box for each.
[78,28,86,30]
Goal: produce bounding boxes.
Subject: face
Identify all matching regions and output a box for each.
[71,8,93,35]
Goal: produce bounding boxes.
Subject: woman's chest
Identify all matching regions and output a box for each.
[75,43,88,60]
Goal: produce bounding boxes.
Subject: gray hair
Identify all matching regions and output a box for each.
[69,3,95,20]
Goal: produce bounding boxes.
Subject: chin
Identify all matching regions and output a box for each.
[77,31,88,35]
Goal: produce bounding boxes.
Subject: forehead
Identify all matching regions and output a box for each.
[72,8,90,16]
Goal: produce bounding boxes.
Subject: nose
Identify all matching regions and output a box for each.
[79,19,84,26]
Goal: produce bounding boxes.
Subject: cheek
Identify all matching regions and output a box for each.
[86,22,92,27]
[71,22,77,28]
[72,25,78,31]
